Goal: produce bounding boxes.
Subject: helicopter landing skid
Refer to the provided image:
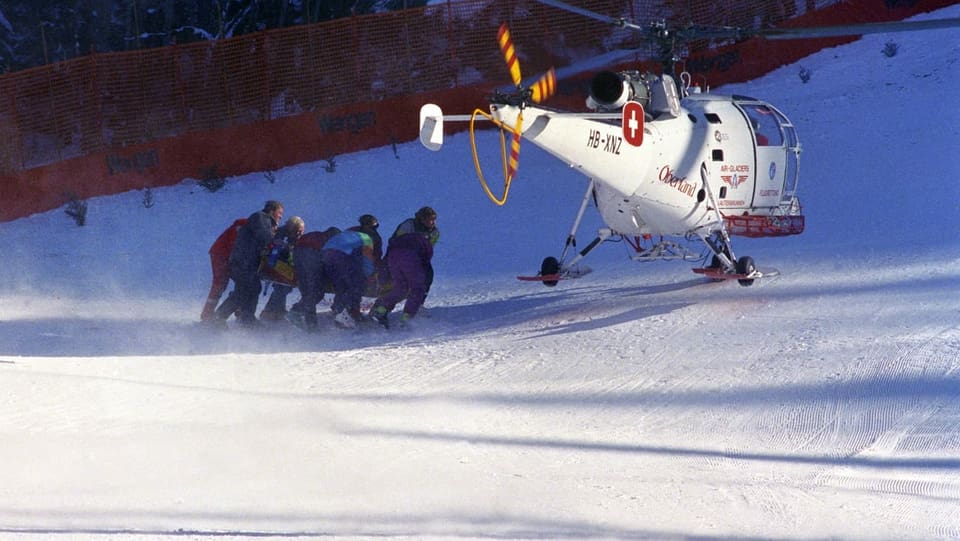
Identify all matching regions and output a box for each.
[630,240,701,262]
[692,266,780,282]
[517,267,593,283]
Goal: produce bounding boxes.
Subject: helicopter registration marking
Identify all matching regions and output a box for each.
[587,129,622,155]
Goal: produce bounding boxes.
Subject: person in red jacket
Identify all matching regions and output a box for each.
[200,217,247,321]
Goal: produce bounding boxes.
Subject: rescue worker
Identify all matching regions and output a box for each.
[214,200,283,328]
[286,227,341,331]
[259,216,305,321]
[320,229,377,329]
[200,217,246,321]
[370,206,439,328]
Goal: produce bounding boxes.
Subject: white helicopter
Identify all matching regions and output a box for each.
[418,2,960,287]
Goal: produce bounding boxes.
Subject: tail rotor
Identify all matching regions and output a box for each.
[471,24,556,205]
[495,24,557,105]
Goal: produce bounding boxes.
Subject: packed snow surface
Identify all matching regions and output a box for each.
[0,6,959,540]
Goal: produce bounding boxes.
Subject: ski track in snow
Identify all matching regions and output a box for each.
[1,248,959,539]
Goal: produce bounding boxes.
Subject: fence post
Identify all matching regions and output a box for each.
[172,42,190,133]
[351,10,363,100]
[46,69,64,163]
[447,0,457,88]
[307,24,320,114]
[259,33,270,122]
[218,41,233,124]
[90,50,105,155]
[2,72,25,170]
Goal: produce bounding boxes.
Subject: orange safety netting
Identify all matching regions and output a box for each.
[0,0,840,176]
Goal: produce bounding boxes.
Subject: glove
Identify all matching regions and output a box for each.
[267,246,280,267]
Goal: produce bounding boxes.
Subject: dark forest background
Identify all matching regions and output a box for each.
[0,0,429,72]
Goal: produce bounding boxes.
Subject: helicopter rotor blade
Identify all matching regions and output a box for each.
[497,23,523,87]
[533,0,960,47]
[755,17,960,40]
[533,0,645,32]
[488,24,558,198]
[530,68,557,104]
[507,130,521,181]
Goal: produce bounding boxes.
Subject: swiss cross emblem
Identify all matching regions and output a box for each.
[622,101,644,147]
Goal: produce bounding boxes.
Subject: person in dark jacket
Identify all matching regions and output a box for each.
[286,227,341,331]
[370,206,438,328]
[259,216,305,321]
[213,200,283,327]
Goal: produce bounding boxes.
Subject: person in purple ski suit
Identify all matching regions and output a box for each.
[370,206,438,328]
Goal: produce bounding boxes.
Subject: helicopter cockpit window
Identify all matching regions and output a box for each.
[746,105,783,147]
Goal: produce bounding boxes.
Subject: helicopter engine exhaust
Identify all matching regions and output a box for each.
[587,70,650,111]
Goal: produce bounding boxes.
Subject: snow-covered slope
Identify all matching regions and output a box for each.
[0,6,958,540]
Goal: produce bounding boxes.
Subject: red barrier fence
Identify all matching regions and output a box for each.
[0,0,952,222]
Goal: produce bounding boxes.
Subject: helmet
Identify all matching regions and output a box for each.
[358,214,379,229]
[415,206,437,221]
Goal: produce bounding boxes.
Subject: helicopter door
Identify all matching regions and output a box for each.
[775,109,801,209]
[742,103,787,209]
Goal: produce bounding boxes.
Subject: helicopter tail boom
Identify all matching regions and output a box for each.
[418,104,483,151]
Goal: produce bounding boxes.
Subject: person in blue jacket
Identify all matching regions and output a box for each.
[320,229,377,329]
[347,214,384,298]
[286,227,341,331]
